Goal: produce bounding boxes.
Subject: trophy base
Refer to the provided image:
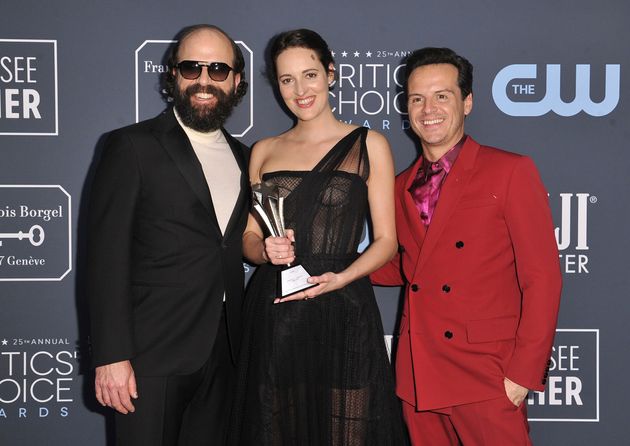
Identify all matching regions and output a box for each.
[278,264,317,297]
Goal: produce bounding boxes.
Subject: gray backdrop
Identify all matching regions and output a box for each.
[1,0,628,444]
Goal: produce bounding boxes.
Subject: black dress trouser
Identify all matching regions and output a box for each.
[115,307,234,446]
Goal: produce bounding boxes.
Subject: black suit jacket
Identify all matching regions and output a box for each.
[87,109,249,376]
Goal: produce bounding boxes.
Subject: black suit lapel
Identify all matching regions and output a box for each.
[152,111,222,236]
[221,128,250,240]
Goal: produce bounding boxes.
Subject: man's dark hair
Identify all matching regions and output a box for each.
[162,24,248,102]
[267,28,335,83]
[404,47,473,99]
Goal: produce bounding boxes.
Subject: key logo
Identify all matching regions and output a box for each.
[0,185,71,281]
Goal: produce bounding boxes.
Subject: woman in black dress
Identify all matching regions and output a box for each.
[229,29,406,445]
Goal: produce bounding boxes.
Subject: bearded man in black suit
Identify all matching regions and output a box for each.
[87,24,249,445]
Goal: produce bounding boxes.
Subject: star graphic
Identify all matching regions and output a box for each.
[366,51,373,57]
[353,51,360,57]
[341,51,348,57]
[331,51,336,57]
[1,339,7,346]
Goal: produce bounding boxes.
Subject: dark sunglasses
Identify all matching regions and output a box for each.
[175,60,234,81]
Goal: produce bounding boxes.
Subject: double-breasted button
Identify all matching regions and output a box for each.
[444,331,453,339]
[411,284,419,292]
[442,284,451,293]
[455,241,464,249]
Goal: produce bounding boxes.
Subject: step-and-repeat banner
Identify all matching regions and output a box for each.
[1,1,628,444]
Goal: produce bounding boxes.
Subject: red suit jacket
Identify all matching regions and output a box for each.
[372,136,562,410]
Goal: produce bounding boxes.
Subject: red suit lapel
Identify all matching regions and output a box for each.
[415,137,480,274]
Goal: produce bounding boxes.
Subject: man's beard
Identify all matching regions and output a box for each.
[173,83,238,132]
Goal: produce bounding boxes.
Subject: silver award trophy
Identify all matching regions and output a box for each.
[252,181,316,297]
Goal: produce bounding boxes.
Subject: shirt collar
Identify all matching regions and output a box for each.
[423,134,467,174]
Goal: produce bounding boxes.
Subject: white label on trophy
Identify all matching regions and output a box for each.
[280,264,314,296]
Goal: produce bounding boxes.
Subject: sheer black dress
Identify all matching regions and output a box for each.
[229,127,406,445]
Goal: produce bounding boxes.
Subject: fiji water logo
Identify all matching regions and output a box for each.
[551,193,596,275]
[492,64,620,117]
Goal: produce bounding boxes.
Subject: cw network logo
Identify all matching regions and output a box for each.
[492,64,620,117]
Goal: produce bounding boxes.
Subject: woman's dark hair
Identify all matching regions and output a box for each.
[404,47,473,98]
[161,24,248,102]
[267,28,335,82]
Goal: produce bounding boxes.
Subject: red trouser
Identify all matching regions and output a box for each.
[402,396,532,446]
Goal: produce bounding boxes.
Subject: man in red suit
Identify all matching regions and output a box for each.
[371,47,562,445]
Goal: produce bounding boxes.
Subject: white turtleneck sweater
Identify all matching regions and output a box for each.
[174,109,241,235]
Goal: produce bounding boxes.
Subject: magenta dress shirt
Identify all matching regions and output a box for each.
[408,136,466,226]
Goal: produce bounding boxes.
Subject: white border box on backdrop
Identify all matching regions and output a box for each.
[134,39,254,137]
[0,185,71,281]
[0,39,58,136]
